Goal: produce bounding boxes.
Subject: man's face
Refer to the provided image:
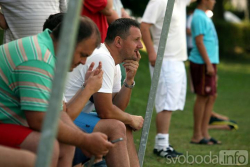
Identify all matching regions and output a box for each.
[120,26,143,61]
[70,35,97,71]
[205,0,216,10]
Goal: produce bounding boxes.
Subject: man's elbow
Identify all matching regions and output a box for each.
[97,108,113,119]
[28,121,43,131]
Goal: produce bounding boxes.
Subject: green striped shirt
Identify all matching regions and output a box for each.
[0,29,56,126]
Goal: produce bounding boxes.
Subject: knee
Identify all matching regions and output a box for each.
[109,120,126,138]
[208,95,216,102]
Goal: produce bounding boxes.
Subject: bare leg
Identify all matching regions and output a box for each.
[20,131,60,167]
[156,110,172,134]
[58,143,75,167]
[94,119,130,167]
[191,95,208,142]
[0,145,36,167]
[126,126,139,167]
[202,95,215,139]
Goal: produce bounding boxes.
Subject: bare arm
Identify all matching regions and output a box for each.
[99,0,113,16]
[24,110,113,158]
[106,9,119,24]
[195,35,215,75]
[186,28,192,35]
[94,92,143,130]
[94,51,143,130]
[0,13,8,29]
[140,22,156,66]
[66,62,103,120]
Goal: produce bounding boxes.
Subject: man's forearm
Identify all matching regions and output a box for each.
[140,23,155,55]
[66,86,94,120]
[196,41,211,65]
[57,112,86,147]
[112,85,132,111]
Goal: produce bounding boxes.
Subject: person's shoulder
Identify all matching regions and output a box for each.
[90,44,112,60]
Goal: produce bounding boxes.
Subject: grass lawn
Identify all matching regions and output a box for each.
[127,51,250,166]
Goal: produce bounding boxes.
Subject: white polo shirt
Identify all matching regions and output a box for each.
[64,43,121,113]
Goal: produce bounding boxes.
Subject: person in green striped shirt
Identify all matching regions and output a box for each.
[0,16,113,166]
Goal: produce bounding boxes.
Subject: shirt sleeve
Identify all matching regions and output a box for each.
[141,0,164,24]
[112,65,121,93]
[191,15,206,37]
[84,0,108,14]
[13,61,56,112]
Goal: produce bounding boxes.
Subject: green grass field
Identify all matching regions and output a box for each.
[127,51,250,166]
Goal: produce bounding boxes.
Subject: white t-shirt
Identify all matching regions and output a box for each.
[0,0,67,43]
[64,43,121,113]
[141,0,191,61]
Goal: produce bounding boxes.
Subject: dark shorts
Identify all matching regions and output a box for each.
[190,61,217,96]
[0,124,33,148]
[73,112,101,166]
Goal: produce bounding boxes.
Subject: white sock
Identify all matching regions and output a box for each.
[154,133,169,150]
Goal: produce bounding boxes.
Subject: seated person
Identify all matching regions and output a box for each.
[0,16,113,167]
[64,18,144,167]
[44,13,135,167]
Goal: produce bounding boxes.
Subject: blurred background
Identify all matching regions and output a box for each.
[122,0,250,60]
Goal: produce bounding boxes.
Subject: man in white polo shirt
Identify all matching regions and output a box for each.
[65,18,144,167]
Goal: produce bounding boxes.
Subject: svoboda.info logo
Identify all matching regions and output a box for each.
[165,150,248,165]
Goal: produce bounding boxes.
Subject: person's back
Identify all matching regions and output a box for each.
[0,0,67,43]
[0,30,55,125]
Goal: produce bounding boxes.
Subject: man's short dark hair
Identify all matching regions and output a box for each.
[45,14,101,47]
[105,18,140,44]
[43,13,64,31]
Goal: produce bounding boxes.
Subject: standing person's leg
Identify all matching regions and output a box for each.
[191,94,208,142]
[153,61,186,158]
[201,95,215,139]
[156,111,172,134]
[202,64,221,144]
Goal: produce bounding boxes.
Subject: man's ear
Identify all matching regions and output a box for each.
[114,36,122,48]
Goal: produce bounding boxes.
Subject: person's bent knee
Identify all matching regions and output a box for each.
[109,120,126,139]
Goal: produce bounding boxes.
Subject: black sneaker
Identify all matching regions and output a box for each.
[153,147,177,158]
[169,145,183,156]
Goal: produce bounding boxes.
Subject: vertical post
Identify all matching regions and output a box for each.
[138,0,175,166]
[35,0,83,167]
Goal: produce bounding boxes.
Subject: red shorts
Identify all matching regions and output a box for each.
[0,124,33,148]
[190,61,217,96]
